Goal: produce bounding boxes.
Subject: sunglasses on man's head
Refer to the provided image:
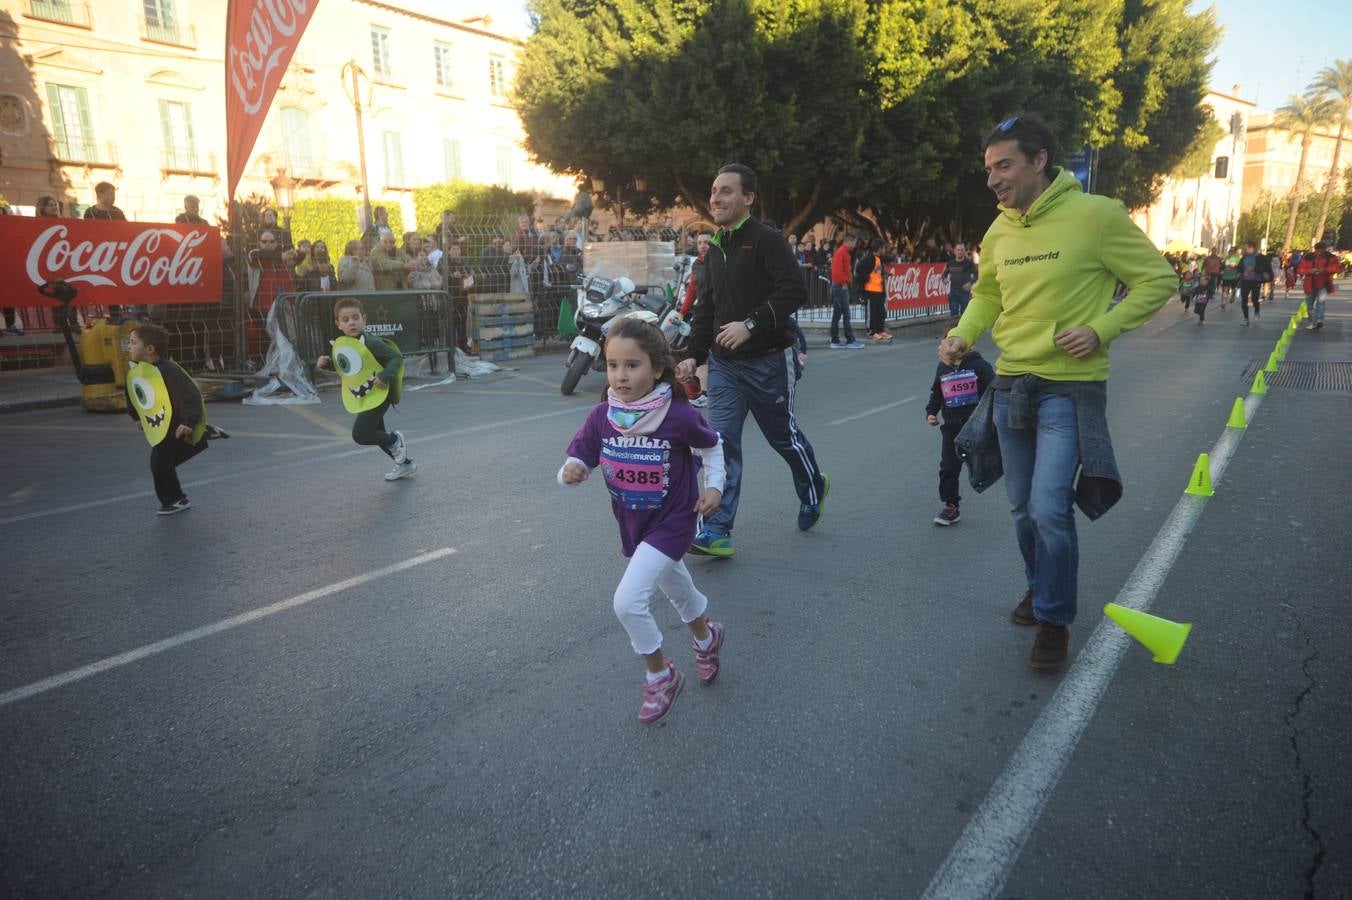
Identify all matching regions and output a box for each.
[998,116,1021,132]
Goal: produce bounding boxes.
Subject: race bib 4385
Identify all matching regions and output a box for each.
[599,438,670,510]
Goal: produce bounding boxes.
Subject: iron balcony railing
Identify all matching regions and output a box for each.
[162,146,218,174]
[142,18,197,48]
[53,138,118,166]
[27,0,92,27]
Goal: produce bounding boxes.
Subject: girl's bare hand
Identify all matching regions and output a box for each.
[694,487,722,516]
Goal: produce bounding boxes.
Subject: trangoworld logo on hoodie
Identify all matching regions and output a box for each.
[1003,250,1062,267]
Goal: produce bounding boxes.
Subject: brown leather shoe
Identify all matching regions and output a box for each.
[1030,623,1069,671]
[1011,589,1036,626]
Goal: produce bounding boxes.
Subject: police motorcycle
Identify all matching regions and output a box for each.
[560,264,690,395]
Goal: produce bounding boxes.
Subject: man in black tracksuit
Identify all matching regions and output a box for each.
[676,163,828,558]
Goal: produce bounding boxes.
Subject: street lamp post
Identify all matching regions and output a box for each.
[341,60,374,230]
[270,170,296,229]
[1262,194,1275,252]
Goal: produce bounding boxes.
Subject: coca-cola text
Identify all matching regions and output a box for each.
[26,225,207,289]
[1,217,222,306]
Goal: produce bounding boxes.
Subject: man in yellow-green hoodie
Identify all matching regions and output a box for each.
[938,113,1177,672]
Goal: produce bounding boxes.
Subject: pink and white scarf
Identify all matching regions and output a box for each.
[606,383,672,435]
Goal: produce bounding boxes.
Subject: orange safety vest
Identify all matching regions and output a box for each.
[864,255,883,293]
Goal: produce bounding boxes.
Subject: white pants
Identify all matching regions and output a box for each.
[613,542,708,655]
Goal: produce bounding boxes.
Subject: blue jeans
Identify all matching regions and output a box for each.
[704,349,825,535]
[1309,287,1327,325]
[949,290,970,319]
[993,390,1080,625]
[830,284,855,343]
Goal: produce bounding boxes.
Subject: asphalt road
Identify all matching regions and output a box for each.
[2,295,1349,898]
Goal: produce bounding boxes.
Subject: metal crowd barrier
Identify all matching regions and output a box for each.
[280,290,457,375]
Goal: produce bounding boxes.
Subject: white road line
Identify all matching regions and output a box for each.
[920,393,1262,899]
[0,405,584,526]
[0,547,458,709]
[828,396,918,426]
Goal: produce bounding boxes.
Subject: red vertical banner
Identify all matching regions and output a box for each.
[225,0,320,201]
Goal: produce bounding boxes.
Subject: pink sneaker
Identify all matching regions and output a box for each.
[693,620,725,684]
[638,662,683,724]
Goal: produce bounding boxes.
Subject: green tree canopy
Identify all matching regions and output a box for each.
[516,0,1222,242]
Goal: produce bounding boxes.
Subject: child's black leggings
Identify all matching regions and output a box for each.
[353,400,396,455]
[939,422,964,505]
[150,436,207,505]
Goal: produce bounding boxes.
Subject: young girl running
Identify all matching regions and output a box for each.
[559,317,727,724]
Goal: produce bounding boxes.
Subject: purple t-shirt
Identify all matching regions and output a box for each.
[567,401,719,560]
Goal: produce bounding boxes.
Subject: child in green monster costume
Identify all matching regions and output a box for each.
[316,297,417,481]
[126,324,228,515]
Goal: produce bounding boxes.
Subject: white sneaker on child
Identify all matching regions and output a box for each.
[384,459,418,481]
[391,431,408,464]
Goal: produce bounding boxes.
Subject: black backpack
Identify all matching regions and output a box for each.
[853,254,875,284]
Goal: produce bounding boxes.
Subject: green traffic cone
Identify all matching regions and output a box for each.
[1185,452,1213,497]
[1104,603,1192,664]
[1251,369,1267,395]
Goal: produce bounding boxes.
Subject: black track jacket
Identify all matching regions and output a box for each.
[685,216,807,365]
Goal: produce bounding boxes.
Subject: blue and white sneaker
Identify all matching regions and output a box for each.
[845,340,866,349]
[391,430,408,464]
[688,529,733,557]
[798,473,830,531]
[829,341,848,349]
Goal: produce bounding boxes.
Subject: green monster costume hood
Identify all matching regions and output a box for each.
[332,335,404,414]
[128,360,206,446]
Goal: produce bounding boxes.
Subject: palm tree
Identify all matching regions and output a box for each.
[1308,60,1352,243]
[1274,92,1339,251]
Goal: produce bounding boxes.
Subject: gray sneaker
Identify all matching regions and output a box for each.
[829,341,847,349]
[385,459,418,481]
[390,431,408,464]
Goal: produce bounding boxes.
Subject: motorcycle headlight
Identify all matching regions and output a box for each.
[580,302,605,318]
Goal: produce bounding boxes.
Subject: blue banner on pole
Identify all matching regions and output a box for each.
[1067,147,1093,193]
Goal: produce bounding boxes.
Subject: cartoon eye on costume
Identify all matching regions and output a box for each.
[335,346,363,376]
[131,376,156,411]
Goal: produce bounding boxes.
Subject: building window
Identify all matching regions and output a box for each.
[495,145,512,187]
[370,26,392,78]
[143,0,179,43]
[28,0,91,27]
[46,82,98,162]
[280,106,316,176]
[488,55,506,98]
[159,99,197,170]
[383,130,405,187]
[434,42,454,90]
[443,138,462,181]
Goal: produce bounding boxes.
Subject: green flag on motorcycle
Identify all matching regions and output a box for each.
[557,295,578,338]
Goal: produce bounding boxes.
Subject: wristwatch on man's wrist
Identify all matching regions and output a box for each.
[743,317,757,333]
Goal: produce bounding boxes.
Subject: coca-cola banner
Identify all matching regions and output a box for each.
[885,262,950,312]
[226,0,320,200]
[0,217,222,306]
